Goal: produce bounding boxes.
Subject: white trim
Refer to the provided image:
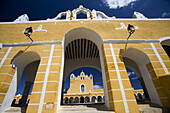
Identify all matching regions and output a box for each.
[28,104,40,105]
[150,43,169,74]
[1,82,10,85]
[107,79,129,83]
[34,81,44,83]
[47,81,59,83]
[38,44,55,113]
[37,72,46,74]
[1,18,170,25]
[110,44,129,113]
[0,47,12,68]
[49,71,60,74]
[108,88,133,92]
[31,92,42,94]
[109,100,136,103]
[159,37,170,43]
[45,91,58,93]
[56,43,64,113]
[0,73,14,76]
[148,68,164,72]
[0,93,6,95]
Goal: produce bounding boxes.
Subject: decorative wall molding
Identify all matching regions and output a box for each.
[33,25,47,32]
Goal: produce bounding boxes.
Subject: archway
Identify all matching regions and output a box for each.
[97,96,102,102]
[137,93,143,100]
[3,51,41,111]
[75,97,79,103]
[80,96,84,103]
[11,99,16,106]
[85,96,90,103]
[60,27,109,108]
[122,48,162,106]
[64,97,68,104]
[160,37,170,58]
[92,96,96,103]
[69,97,74,103]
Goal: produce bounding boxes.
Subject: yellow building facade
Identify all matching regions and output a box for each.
[63,71,104,104]
[0,5,170,113]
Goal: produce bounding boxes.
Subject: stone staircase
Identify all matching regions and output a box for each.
[58,104,115,113]
[138,104,170,113]
[3,107,21,113]
[3,104,170,113]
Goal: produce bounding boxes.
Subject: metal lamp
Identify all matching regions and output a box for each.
[125,24,135,50]
[127,24,135,35]
[24,27,34,42]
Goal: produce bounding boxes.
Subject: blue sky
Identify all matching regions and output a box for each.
[0,0,170,22]
[64,67,103,90]
[16,67,142,95]
[8,0,167,95]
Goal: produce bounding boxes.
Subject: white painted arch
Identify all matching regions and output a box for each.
[61,27,110,109]
[122,48,162,106]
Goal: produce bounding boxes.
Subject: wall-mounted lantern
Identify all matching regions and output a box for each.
[24,27,34,42]
[125,24,135,50]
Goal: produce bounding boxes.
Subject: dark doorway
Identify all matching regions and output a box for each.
[80,96,84,103]
[75,97,79,103]
[97,96,102,102]
[85,96,90,103]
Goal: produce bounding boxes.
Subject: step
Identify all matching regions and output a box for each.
[58,104,114,113]
[59,107,98,111]
[4,107,21,113]
[138,104,170,113]
[58,111,115,113]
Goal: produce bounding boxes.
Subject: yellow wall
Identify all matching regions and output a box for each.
[0,19,170,113]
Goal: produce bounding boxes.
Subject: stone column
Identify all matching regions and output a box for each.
[21,81,33,105]
[103,44,139,113]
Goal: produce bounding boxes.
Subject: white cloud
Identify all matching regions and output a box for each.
[94,85,103,89]
[162,12,170,18]
[127,72,131,76]
[102,0,138,9]
[131,77,138,80]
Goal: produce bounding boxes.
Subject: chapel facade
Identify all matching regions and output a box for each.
[63,71,104,104]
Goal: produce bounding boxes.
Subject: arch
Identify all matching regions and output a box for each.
[12,51,41,86]
[122,48,162,106]
[64,97,69,104]
[11,99,16,106]
[18,99,22,104]
[80,96,84,103]
[75,97,79,103]
[137,93,143,100]
[61,27,109,109]
[80,84,85,93]
[69,97,74,103]
[159,37,170,57]
[134,94,137,100]
[91,96,97,103]
[85,96,90,103]
[159,37,170,45]
[97,95,102,102]
[1,51,41,112]
[63,27,103,49]
[27,98,30,104]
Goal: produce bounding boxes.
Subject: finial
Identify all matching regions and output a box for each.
[79,5,84,8]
